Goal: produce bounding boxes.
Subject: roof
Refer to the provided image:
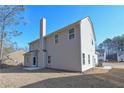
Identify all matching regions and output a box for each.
[95,51,100,55]
[7,50,25,56]
[24,49,39,55]
[29,38,40,44]
[29,17,96,44]
[44,19,81,38]
[86,17,96,41]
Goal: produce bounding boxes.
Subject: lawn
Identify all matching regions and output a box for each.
[0,66,123,88]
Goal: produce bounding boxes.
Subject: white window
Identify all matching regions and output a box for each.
[26,56,29,63]
[55,34,58,44]
[88,55,90,64]
[92,39,93,45]
[82,53,85,65]
[69,28,75,40]
[48,56,51,64]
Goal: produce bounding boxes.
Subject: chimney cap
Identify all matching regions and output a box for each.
[40,17,46,20]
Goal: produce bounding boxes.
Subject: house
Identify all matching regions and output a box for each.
[97,49,105,62]
[4,50,25,66]
[97,49,124,62]
[118,51,124,62]
[24,17,98,72]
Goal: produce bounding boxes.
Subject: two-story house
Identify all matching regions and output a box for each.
[24,17,98,72]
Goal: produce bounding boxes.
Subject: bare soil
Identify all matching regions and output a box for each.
[0,66,123,88]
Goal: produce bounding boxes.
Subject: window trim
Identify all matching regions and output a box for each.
[82,53,85,65]
[48,56,51,64]
[92,39,93,45]
[33,57,36,65]
[68,28,75,40]
[26,56,29,63]
[88,55,90,64]
[54,34,59,44]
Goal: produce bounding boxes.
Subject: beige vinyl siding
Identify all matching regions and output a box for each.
[29,40,40,51]
[24,53,32,66]
[46,25,81,71]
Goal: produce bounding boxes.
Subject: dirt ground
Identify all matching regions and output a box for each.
[0,66,124,88]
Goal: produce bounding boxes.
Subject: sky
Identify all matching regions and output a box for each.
[12,5,124,48]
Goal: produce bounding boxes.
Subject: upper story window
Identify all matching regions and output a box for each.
[92,39,93,45]
[69,28,75,40]
[55,34,58,44]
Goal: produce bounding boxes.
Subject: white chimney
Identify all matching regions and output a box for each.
[39,18,46,52]
[40,18,46,38]
[39,18,47,68]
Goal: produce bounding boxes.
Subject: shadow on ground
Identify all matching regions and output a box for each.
[0,64,124,88]
[0,64,78,73]
[21,74,121,88]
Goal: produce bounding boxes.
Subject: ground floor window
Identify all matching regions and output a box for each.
[48,56,51,64]
[88,55,90,64]
[26,56,29,63]
[82,53,85,65]
[33,57,36,65]
[121,58,123,61]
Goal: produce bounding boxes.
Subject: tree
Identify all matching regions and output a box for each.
[103,38,112,48]
[98,34,124,55]
[97,43,103,50]
[0,5,25,64]
[3,41,16,55]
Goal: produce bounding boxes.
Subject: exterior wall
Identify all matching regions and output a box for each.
[38,18,47,68]
[94,54,98,65]
[46,24,81,71]
[80,17,96,71]
[24,18,46,68]
[98,53,105,62]
[24,39,40,67]
[29,40,40,51]
[37,48,46,68]
[24,53,32,66]
[24,51,39,67]
[118,54,124,62]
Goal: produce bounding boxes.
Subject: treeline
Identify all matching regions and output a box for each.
[98,34,124,53]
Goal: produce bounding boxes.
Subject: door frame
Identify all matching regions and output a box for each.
[32,56,38,67]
